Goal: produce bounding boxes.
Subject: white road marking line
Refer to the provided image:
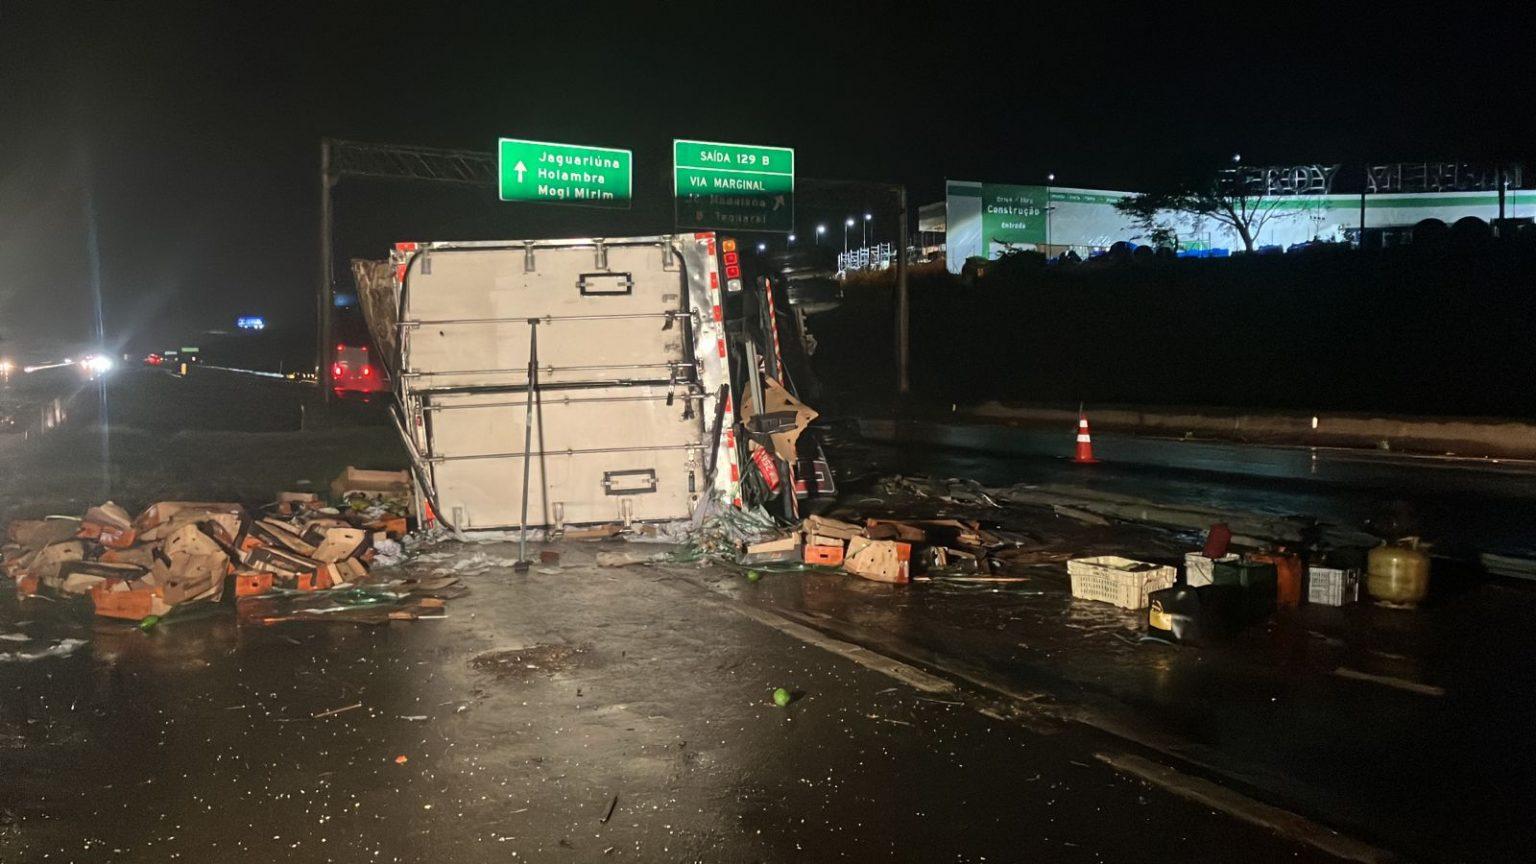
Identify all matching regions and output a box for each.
[1096,752,1392,864]
[1333,666,1446,696]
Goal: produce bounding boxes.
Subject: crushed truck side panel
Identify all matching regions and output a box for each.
[390,235,737,531]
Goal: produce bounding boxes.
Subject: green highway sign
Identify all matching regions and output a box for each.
[498,138,632,208]
[980,183,1049,246]
[673,139,794,233]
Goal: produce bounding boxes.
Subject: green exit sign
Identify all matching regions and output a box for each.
[673,139,795,233]
[498,138,632,209]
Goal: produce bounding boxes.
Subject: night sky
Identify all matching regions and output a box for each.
[3,2,1532,361]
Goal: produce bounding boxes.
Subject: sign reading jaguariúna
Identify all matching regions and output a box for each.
[498,138,633,208]
[673,139,795,232]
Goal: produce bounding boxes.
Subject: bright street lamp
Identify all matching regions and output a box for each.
[815,224,826,246]
[756,242,767,253]
[788,233,797,244]
[843,217,855,253]
[863,212,873,246]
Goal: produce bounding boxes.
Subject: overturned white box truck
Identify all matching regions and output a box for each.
[356,233,833,533]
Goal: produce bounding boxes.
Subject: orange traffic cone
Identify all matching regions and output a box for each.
[1072,411,1099,464]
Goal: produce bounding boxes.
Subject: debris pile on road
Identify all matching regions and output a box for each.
[711,512,1032,585]
[3,468,460,626]
[702,473,1431,648]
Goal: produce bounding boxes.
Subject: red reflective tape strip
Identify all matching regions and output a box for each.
[712,304,722,322]
[763,281,785,373]
[709,272,719,289]
[724,395,734,414]
[729,463,740,482]
[733,497,742,508]
[694,232,712,240]
[717,338,727,358]
[394,242,418,251]
[706,241,716,256]
[393,264,407,282]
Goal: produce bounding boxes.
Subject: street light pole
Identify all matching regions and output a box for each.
[318,138,335,403]
[896,186,910,395]
[1045,174,1055,256]
[863,212,872,247]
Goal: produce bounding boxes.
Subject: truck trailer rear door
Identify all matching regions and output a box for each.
[395,235,736,531]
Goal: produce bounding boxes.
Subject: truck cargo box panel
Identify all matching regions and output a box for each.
[394,235,736,531]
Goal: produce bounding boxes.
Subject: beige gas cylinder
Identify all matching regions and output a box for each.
[1367,538,1430,608]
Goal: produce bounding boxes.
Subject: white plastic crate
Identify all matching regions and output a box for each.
[1308,566,1360,606]
[1067,556,1177,610]
[1185,552,1240,587]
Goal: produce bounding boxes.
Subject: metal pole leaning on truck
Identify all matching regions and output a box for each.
[514,318,541,572]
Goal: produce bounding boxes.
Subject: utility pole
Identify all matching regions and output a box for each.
[318,139,335,401]
[1498,162,1508,226]
[896,185,910,395]
[314,138,497,403]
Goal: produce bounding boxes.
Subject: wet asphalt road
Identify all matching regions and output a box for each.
[703,546,1536,864]
[855,418,1536,559]
[5,383,1531,861]
[2,542,1328,863]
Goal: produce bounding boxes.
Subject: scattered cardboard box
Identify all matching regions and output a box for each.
[9,493,440,626]
[56,560,147,596]
[331,467,411,501]
[804,544,845,566]
[91,579,172,621]
[9,519,82,549]
[844,537,911,584]
[743,535,801,565]
[235,572,275,597]
[865,519,928,543]
[311,528,366,563]
[801,515,862,541]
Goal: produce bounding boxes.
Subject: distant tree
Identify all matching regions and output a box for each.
[1115,169,1293,254]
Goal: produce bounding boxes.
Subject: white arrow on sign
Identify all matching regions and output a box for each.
[513,160,527,183]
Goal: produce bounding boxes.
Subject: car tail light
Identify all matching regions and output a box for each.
[361,365,373,377]
[332,363,344,378]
